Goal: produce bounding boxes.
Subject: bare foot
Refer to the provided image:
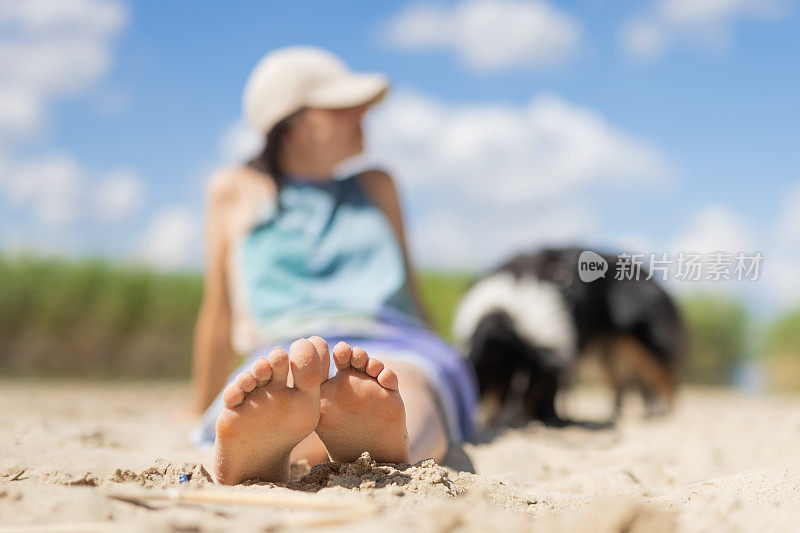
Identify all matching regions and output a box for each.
[316,341,411,464]
[213,338,325,485]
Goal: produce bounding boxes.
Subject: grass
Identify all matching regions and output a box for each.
[418,271,477,341]
[0,253,473,378]
[1,254,798,389]
[0,255,201,378]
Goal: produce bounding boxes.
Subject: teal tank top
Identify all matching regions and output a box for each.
[229,173,420,352]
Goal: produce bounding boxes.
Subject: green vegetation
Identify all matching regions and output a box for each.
[1,254,798,390]
[0,255,201,378]
[0,254,471,378]
[678,294,750,385]
[763,308,800,391]
[765,308,800,359]
[418,271,476,341]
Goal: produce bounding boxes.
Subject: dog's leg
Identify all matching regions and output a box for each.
[640,385,657,418]
[523,366,566,426]
[596,336,625,422]
[615,335,676,418]
[478,388,505,427]
[612,390,624,420]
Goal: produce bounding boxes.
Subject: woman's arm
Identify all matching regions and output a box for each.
[190,173,238,417]
[357,169,434,328]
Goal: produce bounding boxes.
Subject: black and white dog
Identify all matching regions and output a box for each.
[453,247,687,426]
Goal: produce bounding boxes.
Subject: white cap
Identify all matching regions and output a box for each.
[243,46,389,134]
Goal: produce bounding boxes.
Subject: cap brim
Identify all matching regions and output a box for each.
[304,73,389,110]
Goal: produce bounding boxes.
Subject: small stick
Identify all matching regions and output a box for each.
[0,524,107,533]
[105,487,374,512]
[0,509,371,532]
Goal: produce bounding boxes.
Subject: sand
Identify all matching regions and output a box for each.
[1,380,800,532]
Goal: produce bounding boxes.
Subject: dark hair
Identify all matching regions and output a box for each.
[246,108,304,195]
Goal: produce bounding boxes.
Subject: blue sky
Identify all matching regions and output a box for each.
[1,0,799,313]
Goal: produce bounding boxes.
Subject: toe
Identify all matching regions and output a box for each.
[222,381,246,408]
[268,347,290,386]
[235,371,258,393]
[307,335,331,382]
[377,368,399,391]
[365,358,384,379]
[350,347,368,371]
[252,356,272,383]
[332,341,352,371]
[289,338,322,392]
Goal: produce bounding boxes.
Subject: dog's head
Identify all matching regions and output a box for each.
[453,270,576,426]
[463,310,565,425]
[464,309,524,423]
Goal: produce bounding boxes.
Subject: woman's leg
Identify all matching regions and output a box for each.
[380,359,449,463]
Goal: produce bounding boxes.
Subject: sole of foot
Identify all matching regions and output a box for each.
[213,337,325,485]
[316,341,411,464]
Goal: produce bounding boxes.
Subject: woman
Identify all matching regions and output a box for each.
[190,46,477,485]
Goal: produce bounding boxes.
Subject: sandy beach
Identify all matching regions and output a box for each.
[1,380,799,532]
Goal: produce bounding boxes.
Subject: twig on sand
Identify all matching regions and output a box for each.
[0,524,108,533]
[0,508,372,532]
[106,486,375,512]
[103,487,377,527]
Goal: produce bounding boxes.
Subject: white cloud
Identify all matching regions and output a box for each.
[670,203,755,254]
[0,153,146,225]
[408,200,600,270]
[93,169,146,222]
[382,0,582,71]
[662,193,800,310]
[764,180,800,307]
[775,180,800,246]
[366,90,668,206]
[0,0,125,33]
[140,206,201,270]
[0,0,145,240]
[622,0,786,59]
[0,152,84,224]
[0,89,42,138]
[407,210,477,270]
[622,19,668,58]
[360,90,667,269]
[762,251,800,309]
[0,0,127,140]
[665,204,765,298]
